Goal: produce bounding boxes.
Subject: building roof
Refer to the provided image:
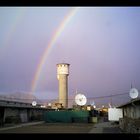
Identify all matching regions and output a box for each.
[117,98,140,108]
[56,63,70,66]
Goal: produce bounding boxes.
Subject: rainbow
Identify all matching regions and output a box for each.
[31,7,79,94]
[4,8,26,49]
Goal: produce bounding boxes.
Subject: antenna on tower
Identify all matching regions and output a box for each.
[76,89,78,94]
[75,89,79,97]
[131,82,133,89]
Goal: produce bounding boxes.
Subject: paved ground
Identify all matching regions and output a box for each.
[88,121,122,133]
[0,122,94,133]
[0,120,122,133]
[0,121,45,132]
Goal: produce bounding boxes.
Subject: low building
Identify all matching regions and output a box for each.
[117,98,140,133]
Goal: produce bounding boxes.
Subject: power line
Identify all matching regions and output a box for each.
[87,92,129,99]
[0,91,130,101]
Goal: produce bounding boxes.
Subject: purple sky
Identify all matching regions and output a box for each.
[0,7,140,106]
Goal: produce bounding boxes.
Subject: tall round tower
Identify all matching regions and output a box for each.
[57,63,70,108]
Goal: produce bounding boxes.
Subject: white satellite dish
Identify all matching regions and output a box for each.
[75,93,87,106]
[108,103,112,108]
[48,103,51,106]
[90,100,95,106]
[129,88,139,99]
[32,101,37,106]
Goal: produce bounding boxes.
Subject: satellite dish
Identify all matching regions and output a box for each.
[129,88,139,99]
[48,103,51,106]
[90,100,95,106]
[108,103,112,108]
[75,93,87,106]
[32,101,37,106]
